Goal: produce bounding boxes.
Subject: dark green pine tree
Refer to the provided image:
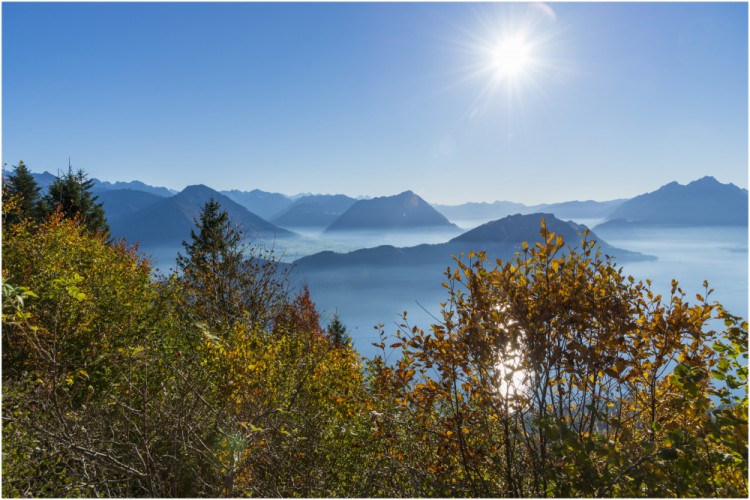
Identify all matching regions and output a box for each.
[177,198,246,332]
[3,160,45,225]
[327,312,351,347]
[44,166,109,236]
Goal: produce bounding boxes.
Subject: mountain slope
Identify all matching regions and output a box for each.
[298,213,652,270]
[92,179,175,197]
[435,199,625,227]
[326,191,457,232]
[109,184,294,246]
[535,199,625,220]
[221,189,294,220]
[3,169,175,197]
[451,213,589,244]
[272,194,356,228]
[596,176,748,230]
[97,189,164,220]
[9,170,59,193]
[434,200,530,221]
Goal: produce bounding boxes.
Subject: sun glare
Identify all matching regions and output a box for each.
[491,36,532,79]
[447,3,564,122]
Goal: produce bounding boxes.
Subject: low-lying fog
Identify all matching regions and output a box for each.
[138,224,747,360]
[298,225,747,359]
[273,226,465,262]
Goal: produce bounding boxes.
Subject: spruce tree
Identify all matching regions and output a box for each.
[177,198,291,334]
[44,166,109,236]
[177,198,245,332]
[3,160,44,225]
[327,312,351,347]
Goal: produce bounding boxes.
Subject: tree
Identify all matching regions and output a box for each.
[43,165,108,236]
[2,160,44,225]
[200,286,371,497]
[327,311,351,347]
[177,198,248,332]
[2,185,370,497]
[3,195,253,496]
[176,198,290,334]
[366,219,748,497]
[2,209,182,496]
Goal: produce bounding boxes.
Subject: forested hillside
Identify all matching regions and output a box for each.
[2,166,747,497]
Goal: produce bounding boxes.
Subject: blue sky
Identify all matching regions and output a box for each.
[3,2,747,204]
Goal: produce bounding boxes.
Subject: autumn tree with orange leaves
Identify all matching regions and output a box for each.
[366,220,747,497]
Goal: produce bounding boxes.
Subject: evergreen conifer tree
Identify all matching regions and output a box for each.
[177,198,292,334]
[327,312,351,347]
[3,161,44,225]
[43,166,109,236]
[177,198,246,331]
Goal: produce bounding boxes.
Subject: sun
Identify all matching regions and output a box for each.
[443,3,563,123]
[490,35,533,80]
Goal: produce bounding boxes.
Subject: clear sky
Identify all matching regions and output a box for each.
[3,2,747,205]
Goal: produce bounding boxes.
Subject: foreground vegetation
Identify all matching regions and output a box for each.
[2,165,747,497]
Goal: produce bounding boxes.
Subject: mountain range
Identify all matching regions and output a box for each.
[221,189,295,220]
[594,176,748,231]
[295,213,653,271]
[97,189,164,220]
[7,170,746,257]
[3,169,177,198]
[108,185,294,246]
[272,194,357,228]
[434,199,626,226]
[90,179,176,197]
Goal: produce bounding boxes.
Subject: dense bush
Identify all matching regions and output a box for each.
[365,221,747,497]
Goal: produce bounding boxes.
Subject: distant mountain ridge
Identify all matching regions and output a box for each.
[297,213,652,270]
[433,200,531,223]
[1,169,59,193]
[272,194,357,228]
[91,179,176,197]
[109,184,294,247]
[452,213,589,244]
[535,199,626,221]
[326,191,458,232]
[435,199,626,226]
[8,169,745,233]
[97,189,164,220]
[2,168,176,197]
[595,176,747,231]
[221,189,294,220]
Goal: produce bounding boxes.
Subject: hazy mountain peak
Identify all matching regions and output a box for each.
[598,175,748,229]
[659,181,681,191]
[271,194,357,228]
[690,175,719,186]
[326,190,456,232]
[221,188,294,219]
[172,184,223,207]
[90,177,176,197]
[179,184,213,194]
[108,183,293,248]
[451,213,586,244]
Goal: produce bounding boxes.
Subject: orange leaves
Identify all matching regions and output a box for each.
[362,218,748,497]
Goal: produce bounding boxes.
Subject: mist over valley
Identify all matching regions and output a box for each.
[16,169,743,358]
